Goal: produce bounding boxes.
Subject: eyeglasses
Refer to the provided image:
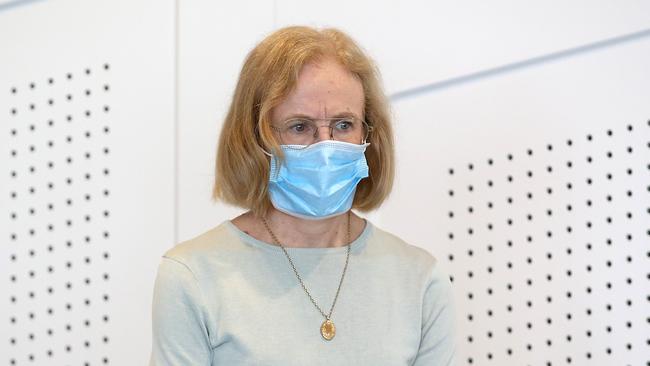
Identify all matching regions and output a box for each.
[271,116,372,147]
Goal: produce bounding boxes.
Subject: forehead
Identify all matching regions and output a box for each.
[272,57,364,120]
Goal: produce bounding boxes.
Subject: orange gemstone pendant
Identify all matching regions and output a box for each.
[320,319,336,340]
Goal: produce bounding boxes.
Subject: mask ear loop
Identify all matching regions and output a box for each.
[260,146,273,157]
[362,123,374,145]
[254,122,275,157]
[255,125,279,182]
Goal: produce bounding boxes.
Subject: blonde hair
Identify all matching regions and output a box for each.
[213,26,394,216]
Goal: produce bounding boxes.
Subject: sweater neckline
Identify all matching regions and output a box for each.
[224,218,373,255]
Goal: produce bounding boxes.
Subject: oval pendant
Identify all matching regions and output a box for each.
[320,319,336,340]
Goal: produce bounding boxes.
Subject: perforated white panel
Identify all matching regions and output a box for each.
[382,35,650,366]
[444,121,649,365]
[4,65,114,366]
[0,1,175,365]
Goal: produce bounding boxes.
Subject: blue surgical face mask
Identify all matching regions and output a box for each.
[267,140,370,220]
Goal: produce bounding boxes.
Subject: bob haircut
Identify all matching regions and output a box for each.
[213,26,395,216]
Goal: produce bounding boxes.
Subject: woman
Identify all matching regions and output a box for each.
[150,26,457,365]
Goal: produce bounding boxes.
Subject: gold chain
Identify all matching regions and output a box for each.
[261,211,351,322]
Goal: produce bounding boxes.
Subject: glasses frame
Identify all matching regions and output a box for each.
[271,116,373,147]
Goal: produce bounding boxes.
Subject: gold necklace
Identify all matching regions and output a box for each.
[261,211,351,341]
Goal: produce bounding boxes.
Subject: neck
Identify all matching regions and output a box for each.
[264,208,351,248]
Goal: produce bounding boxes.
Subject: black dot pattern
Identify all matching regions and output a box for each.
[445,121,650,366]
[4,64,113,365]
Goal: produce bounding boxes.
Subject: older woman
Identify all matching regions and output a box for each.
[150,26,456,365]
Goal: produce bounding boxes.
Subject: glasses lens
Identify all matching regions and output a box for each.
[331,118,367,144]
[280,119,317,145]
[277,118,369,146]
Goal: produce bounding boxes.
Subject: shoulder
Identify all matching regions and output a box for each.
[366,222,441,278]
[159,221,238,278]
[364,222,454,309]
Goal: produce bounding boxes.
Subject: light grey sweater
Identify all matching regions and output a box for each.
[149,219,457,365]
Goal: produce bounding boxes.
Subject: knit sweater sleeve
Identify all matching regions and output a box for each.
[149,256,213,366]
[412,262,458,366]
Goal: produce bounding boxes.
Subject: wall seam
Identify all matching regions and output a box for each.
[0,0,44,13]
[173,0,180,246]
[389,27,650,102]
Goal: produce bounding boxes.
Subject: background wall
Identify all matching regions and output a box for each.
[1,0,649,365]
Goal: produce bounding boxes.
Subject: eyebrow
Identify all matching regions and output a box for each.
[284,111,360,120]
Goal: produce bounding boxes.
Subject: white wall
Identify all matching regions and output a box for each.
[1,0,649,364]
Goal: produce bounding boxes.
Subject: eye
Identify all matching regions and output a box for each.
[286,119,312,134]
[333,118,354,131]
